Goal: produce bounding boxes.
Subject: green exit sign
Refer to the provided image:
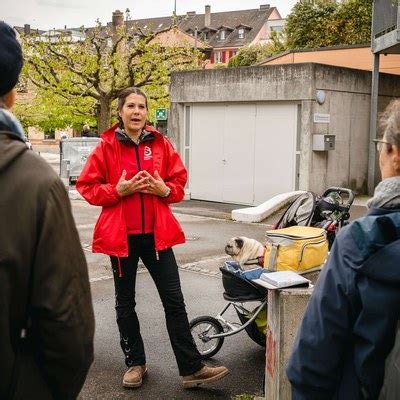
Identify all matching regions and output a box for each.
[155,108,168,120]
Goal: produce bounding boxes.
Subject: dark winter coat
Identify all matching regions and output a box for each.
[0,127,94,400]
[287,207,400,400]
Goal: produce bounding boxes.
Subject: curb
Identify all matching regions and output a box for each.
[88,256,228,283]
[178,255,229,277]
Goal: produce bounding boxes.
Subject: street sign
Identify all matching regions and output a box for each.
[155,108,168,120]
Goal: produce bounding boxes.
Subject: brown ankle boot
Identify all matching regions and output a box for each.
[182,365,229,389]
[122,364,147,388]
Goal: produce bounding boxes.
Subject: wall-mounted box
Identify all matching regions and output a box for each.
[312,134,335,151]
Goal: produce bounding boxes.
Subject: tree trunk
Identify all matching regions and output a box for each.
[97,98,112,134]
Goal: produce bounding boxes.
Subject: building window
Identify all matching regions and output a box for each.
[270,25,283,33]
[203,32,208,40]
[220,30,226,40]
[214,51,222,63]
[238,28,245,39]
[228,50,237,59]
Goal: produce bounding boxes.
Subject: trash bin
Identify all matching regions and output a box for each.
[60,137,99,184]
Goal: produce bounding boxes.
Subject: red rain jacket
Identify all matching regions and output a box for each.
[76,124,186,257]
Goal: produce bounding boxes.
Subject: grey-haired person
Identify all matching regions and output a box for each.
[287,99,400,399]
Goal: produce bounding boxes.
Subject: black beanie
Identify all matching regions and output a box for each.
[0,21,23,97]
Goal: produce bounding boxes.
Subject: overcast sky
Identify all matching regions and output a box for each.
[1,0,298,30]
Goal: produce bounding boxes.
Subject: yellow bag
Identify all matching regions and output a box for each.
[263,226,328,272]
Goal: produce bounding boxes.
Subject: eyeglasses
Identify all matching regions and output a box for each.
[373,139,392,153]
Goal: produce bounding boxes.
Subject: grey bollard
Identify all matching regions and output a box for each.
[60,159,70,191]
[265,271,320,400]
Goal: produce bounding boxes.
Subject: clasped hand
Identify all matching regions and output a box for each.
[116,169,168,197]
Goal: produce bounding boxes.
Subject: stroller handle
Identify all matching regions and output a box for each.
[321,187,355,208]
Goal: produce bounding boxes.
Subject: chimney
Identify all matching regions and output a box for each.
[187,11,196,17]
[260,4,270,12]
[112,10,124,29]
[24,24,31,35]
[205,5,211,27]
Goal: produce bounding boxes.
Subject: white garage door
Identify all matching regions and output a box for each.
[189,103,298,206]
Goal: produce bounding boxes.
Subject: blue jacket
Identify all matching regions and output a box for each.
[286,207,400,399]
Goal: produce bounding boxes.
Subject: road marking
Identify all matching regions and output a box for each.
[89,255,229,283]
[90,275,113,282]
[77,224,95,229]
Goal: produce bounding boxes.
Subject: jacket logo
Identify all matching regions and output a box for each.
[144,146,152,161]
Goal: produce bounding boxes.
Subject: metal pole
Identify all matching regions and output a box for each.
[367,52,380,196]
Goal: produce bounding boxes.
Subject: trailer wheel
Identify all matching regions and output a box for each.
[190,316,224,359]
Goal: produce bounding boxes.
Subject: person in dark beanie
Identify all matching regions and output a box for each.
[0,22,23,98]
[0,21,95,400]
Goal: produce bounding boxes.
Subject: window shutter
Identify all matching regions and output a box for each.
[222,51,226,63]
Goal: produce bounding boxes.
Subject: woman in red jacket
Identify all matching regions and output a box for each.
[77,87,229,390]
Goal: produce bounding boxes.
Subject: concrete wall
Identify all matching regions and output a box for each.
[308,65,400,193]
[171,64,314,103]
[169,63,400,196]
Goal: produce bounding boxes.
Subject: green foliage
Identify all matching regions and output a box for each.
[286,0,372,49]
[228,30,287,67]
[14,86,95,135]
[213,63,228,69]
[332,0,372,45]
[20,23,203,133]
[286,0,338,49]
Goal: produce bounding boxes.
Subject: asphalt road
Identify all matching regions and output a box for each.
[71,197,367,400]
[71,200,270,400]
[80,271,266,400]
[71,200,271,281]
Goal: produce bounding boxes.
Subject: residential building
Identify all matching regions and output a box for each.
[122,5,285,67]
[14,24,84,43]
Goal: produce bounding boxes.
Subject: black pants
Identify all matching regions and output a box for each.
[111,233,203,376]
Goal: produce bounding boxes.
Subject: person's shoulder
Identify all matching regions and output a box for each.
[347,211,400,260]
[147,128,174,148]
[349,211,400,238]
[100,125,118,141]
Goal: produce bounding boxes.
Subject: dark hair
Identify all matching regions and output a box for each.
[117,87,148,128]
[379,99,400,149]
[117,87,148,111]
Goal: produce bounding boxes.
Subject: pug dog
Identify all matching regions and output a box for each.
[224,237,265,270]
